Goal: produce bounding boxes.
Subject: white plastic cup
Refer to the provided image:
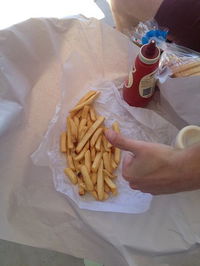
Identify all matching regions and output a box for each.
[175,125,200,149]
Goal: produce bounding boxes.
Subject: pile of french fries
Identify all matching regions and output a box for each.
[60,90,121,201]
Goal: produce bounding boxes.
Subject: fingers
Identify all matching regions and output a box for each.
[105,129,145,154]
[122,153,136,181]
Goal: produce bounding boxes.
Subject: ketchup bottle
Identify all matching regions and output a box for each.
[123,40,160,107]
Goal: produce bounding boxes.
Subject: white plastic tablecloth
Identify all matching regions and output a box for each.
[1,16,200,266]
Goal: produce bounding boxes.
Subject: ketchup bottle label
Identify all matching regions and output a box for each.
[139,69,157,98]
[125,67,136,88]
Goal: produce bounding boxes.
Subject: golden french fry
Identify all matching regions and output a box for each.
[78,118,87,135]
[91,172,97,185]
[77,178,85,196]
[112,188,118,196]
[85,150,91,173]
[95,135,102,152]
[90,127,103,147]
[75,109,83,119]
[104,176,117,191]
[103,169,116,179]
[104,183,110,193]
[73,116,79,128]
[67,153,75,171]
[67,118,74,149]
[111,158,118,170]
[97,160,104,201]
[114,147,121,165]
[80,165,94,191]
[90,190,98,200]
[103,152,112,173]
[112,121,120,133]
[76,90,97,105]
[74,142,89,161]
[73,157,81,173]
[60,132,67,152]
[102,135,109,151]
[79,126,88,141]
[91,147,96,162]
[70,91,100,114]
[82,105,90,119]
[103,192,109,201]
[76,116,105,153]
[104,128,112,148]
[87,115,93,128]
[64,168,78,185]
[69,118,78,140]
[89,106,97,121]
[92,152,102,172]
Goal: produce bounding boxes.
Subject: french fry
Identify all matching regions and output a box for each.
[80,165,94,191]
[90,127,103,147]
[79,126,88,141]
[67,118,74,149]
[73,157,81,173]
[102,135,109,151]
[95,135,102,151]
[82,105,90,119]
[76,116,105,153]
[112,121,120,133]
[75,109,83,119]
[90,190,98,200]
[74,142,89,161]
[92,152,102,172]
[70,91,100,114]
[67,153,75,171]
[111,157,118,170]
[97,160,104,201]
[73,116,79,128]
[69,118,78,140]
[112,188,118,196]
[114,147,121,165]
[78,118,87,135]
[77,178,85,196]
[104,183,110,193]
[64,168,78,185]
[85,150,91,173]
[76,90,97,105]
[60,132,67,152]
[87,115,93,128]
[91,172,97,185]
[103,152,112,173]
[104,128,112,148]
[91,147,96,162]
[104,176,117,191]
[89,106,96,121]
[103,169,116,179]
[103,192,109,201]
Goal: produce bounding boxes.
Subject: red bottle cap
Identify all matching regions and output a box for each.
[139,40,160,64]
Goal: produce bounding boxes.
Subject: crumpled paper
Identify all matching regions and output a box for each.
[1,16,200,266]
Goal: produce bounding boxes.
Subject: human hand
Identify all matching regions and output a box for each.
[105,129,200,195]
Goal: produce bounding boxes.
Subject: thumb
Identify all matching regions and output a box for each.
[105,129,145,154]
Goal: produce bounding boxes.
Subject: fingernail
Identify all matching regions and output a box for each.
[104,129,115,142]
